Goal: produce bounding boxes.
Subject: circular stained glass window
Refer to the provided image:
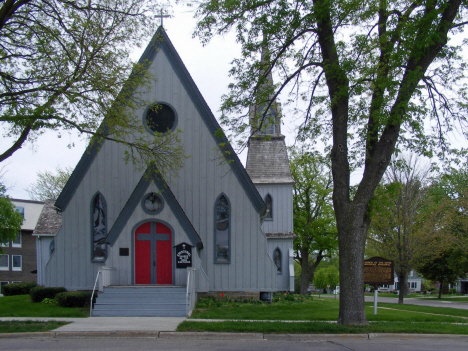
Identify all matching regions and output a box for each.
[145,103,176,133]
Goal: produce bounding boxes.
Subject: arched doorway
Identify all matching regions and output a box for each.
[134,221,172,284]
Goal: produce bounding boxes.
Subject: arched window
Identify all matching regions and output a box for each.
[214,194,230,263]
[91,192,107,262]
[273,248,282,274]
[264,194,273,220]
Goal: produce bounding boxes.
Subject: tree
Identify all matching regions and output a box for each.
[0,181,24,252]
[313,265,339,293]
[291,148,338,295]
[415,165,468,297]
[367,155,431,304]
[25,166,73,201]
[0,0,183,176]
[195,0,468,325]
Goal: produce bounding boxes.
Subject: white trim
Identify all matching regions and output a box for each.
[12,255,22,271]
[12,233,21,248]
[0,254,9,270]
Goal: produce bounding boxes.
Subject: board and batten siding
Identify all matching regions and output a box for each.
[255,184,294,234]
[44,37,278,292]
[267,239,294,290]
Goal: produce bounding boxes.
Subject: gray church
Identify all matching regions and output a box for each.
[35,27,295,316]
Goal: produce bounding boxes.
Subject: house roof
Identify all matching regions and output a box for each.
[246,135,295,184]
[55,26,265,217]
[33,200,62,235]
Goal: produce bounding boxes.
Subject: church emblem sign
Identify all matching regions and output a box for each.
[175,242,192,268]
[363,257,394,286]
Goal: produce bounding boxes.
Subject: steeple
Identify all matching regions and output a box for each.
[246,44,294,185]
[249,46,281,136]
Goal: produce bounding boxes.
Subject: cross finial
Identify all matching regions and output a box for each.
[156,9,170,28]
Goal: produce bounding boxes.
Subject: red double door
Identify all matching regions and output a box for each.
[134,222,172,285]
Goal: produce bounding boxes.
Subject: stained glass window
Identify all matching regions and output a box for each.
[92,193,107,261]
[145,103,176,133]
[264,194,273,219]
[215,195,230,263]
[274,248,281,273]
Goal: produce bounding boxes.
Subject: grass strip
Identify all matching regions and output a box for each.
[367,302,468,318]
[0,295,88,318]
[177,320,468,334]
[0,321,69,333]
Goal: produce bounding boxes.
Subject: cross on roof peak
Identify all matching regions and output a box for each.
[156,9,170,28]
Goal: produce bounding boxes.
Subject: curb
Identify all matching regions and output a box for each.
[2,331,468,340]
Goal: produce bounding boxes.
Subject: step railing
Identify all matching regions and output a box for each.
[90,269,101,317]
[186,267,196,316]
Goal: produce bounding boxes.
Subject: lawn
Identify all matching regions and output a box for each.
[0,295,88,318]
[179,296,468,334]
[0,321,69,333]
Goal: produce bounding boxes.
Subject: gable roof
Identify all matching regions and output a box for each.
[106,168,203,249]
[55,27,265,216]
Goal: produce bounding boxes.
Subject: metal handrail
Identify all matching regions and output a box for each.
[90,270,101,317]
[186,267,196,316]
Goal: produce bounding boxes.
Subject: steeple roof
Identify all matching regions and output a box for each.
[246,46,294,185]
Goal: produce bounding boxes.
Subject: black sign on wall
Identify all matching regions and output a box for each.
[175,242,193,268]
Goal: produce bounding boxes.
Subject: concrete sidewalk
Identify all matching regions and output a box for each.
[0,317,186,332]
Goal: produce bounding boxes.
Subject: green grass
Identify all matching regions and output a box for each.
[0,295,88,317]
[177,320,468,334]
[0,321,69,333]
[181,297,468,334]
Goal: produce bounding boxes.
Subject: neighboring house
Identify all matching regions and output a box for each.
[37,26,295,309]
[32,200,62,286]
[378,270,422,293]
[0,199,44,290]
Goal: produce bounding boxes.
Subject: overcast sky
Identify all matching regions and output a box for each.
[2,3,300,200]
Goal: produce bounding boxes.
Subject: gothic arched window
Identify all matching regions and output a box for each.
[91,192,107,262]
[264,194,273,220]
[273,248,282,274]
[214,194,230,263]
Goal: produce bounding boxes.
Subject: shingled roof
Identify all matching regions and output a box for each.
[246,135,294,184]
[33,200,62,235]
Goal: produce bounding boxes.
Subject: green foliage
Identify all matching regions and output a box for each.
[414,165,468,296]
[290,148,337,294]
[0,182,24,250]
[30,286,67,303]
[195,0,468,325]
[1,282,37,296]
[313,266,339,291]
[55,291,93,308]
[0,1,184,177]
[25,167,73,201]
[0,294,88,317]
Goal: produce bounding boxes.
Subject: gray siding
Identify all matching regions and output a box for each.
[267,239,294,291]
[256,184,294,234]
[44,43,278,292]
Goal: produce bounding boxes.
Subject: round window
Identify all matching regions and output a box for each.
[142,192,163,215]
[145,103,176,133]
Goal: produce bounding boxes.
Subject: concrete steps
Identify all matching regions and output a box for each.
[92,286,187,317]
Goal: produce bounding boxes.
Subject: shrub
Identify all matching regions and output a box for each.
[30,286,67,303]
[55,291,93,308]
[2,282,37,296]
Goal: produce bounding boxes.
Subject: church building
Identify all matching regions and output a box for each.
[38,27,294,316]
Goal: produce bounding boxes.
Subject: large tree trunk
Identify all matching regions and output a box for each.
[336,203,369,326]
[398,273,408,304]
[438,282,444,299]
